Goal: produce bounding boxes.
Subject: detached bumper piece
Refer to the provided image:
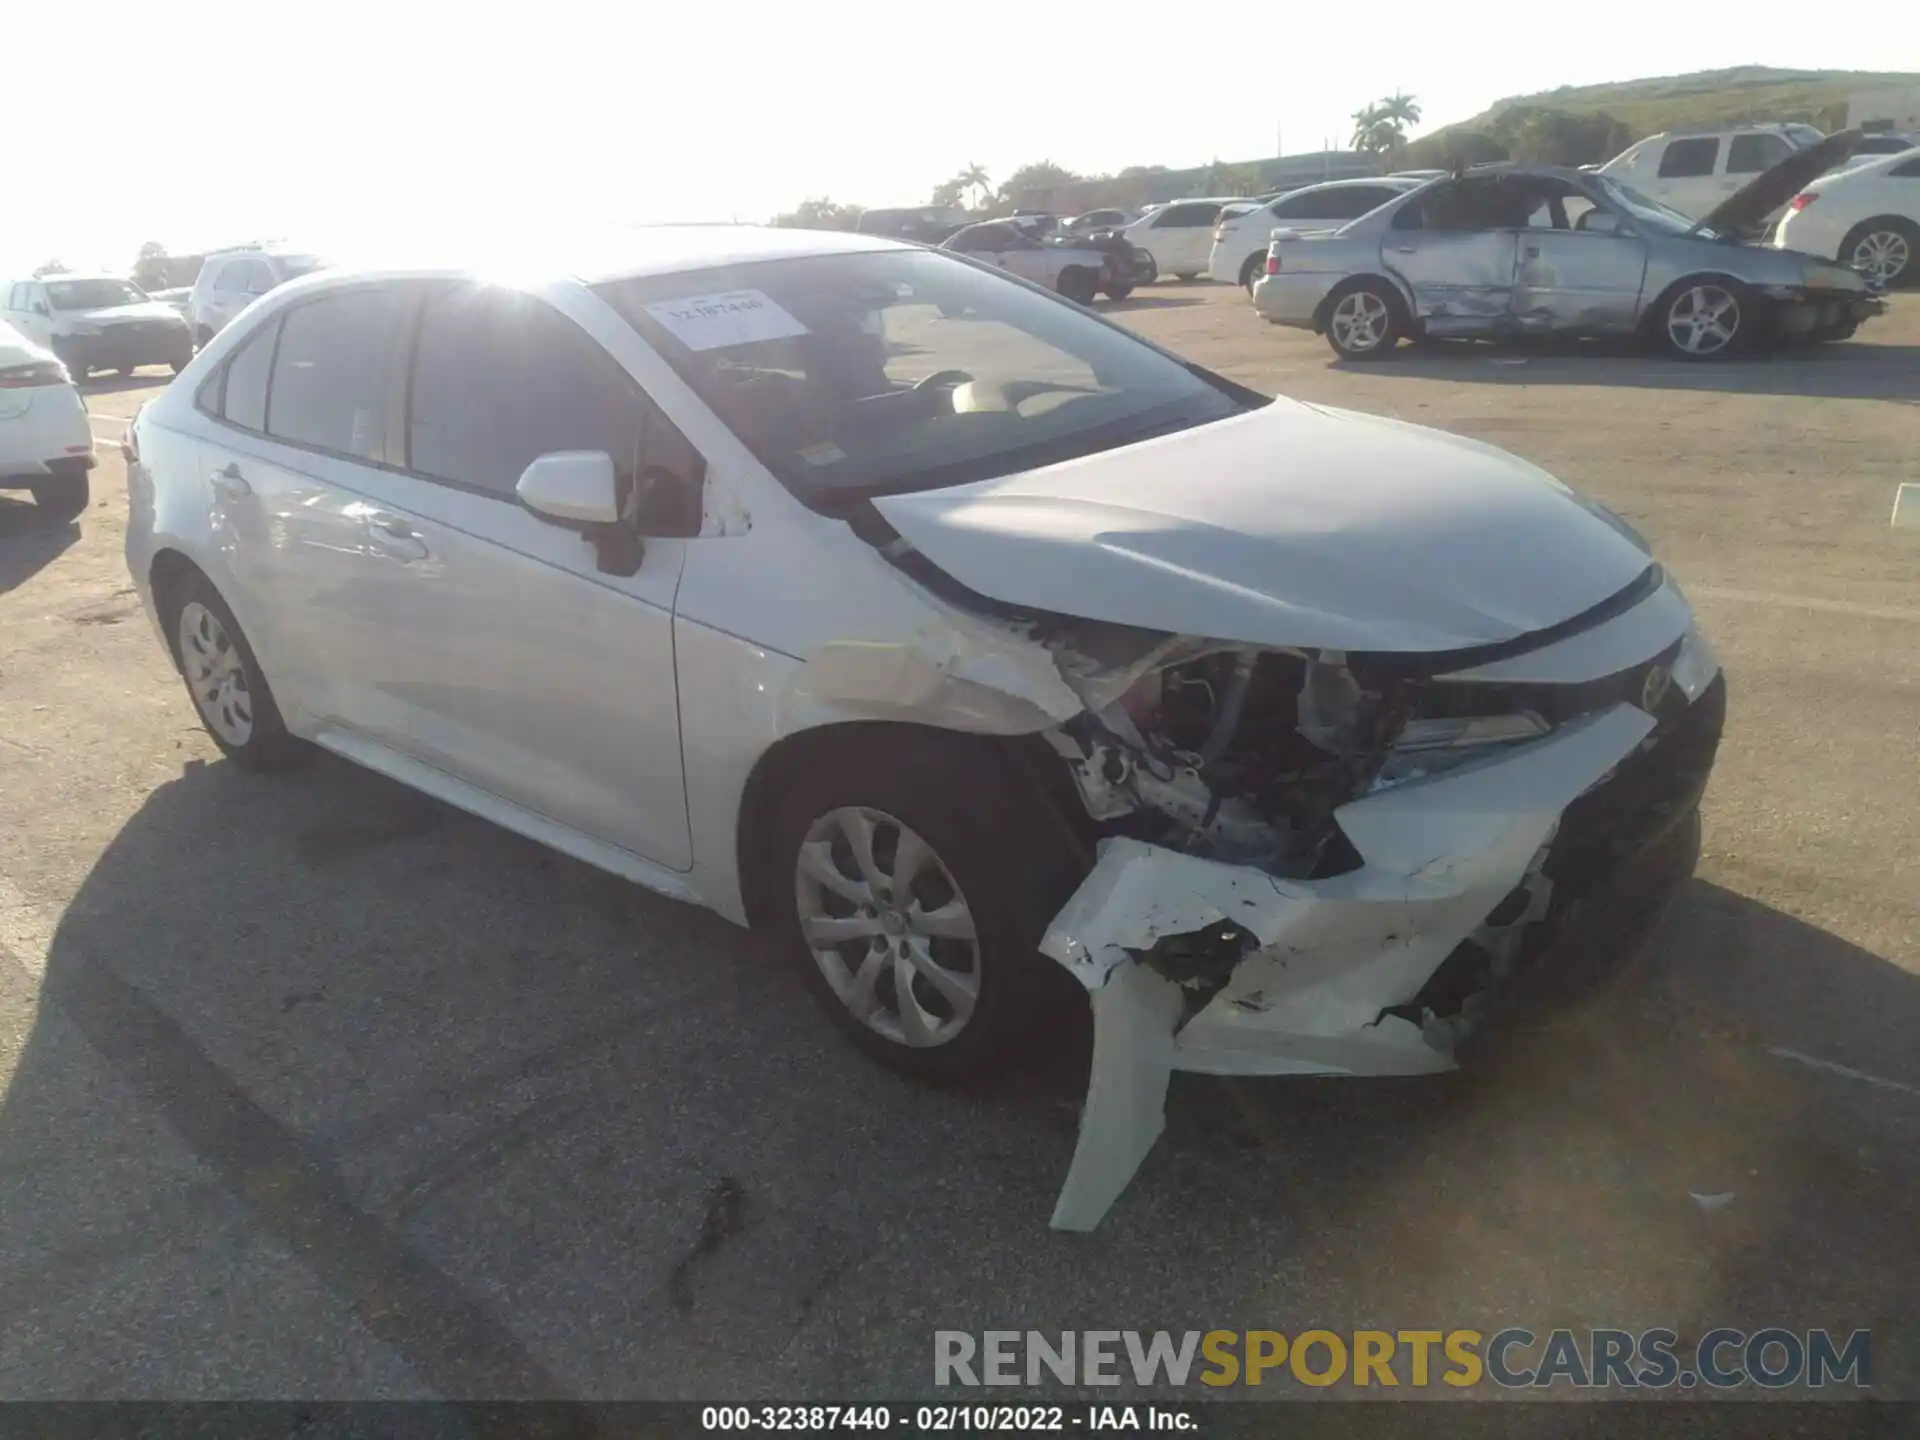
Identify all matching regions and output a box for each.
[1040,678,1725,1231]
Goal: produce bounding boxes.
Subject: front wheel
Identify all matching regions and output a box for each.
[1324,280,1404,360]
[1102,282,1133,301]
[1654,278,1753,360]
[164,573,302,770]
[772,735,1084,1082]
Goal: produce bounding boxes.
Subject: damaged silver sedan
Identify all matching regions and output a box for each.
[128,226,1725,1234]
[1254,130,1884,359]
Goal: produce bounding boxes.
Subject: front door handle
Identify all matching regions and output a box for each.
[366,513,429,562]
[1523,244,1541,258]
[209,462,251,499]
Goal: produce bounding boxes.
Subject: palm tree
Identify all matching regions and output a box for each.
[959,162,992,209]
[1349,103,1385,152]
[1377,92,1422,130]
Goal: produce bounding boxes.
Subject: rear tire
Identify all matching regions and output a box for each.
[55,347,87,383]
[1239,253,1266,293]
[1056,267,1098,305]
[1323,279,1405,360]
[161,571,303,771]
[29,466,88,520]
[770,731,1087,1083]
[1840,216,1917,288]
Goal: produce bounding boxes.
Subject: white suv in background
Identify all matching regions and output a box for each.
[1596,124,1823,220]
[1772,146,1920,287]
[187,247,327,344]
[1207,178,1423,290]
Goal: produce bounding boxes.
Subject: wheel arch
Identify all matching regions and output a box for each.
[733,720,1090,930]
[1639,270,1754,334]
[148,547,209,665]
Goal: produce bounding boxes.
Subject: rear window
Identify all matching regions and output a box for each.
[594,248,1255,504]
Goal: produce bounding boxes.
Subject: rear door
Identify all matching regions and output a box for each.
[191,285,420,745]
[1381,179,1519,330]
[356,282,697,868]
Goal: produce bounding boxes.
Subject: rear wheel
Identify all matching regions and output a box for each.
[29,465,88,520]
[162,572,302,770]
[1841,217,1916,287]
[55,347,87,383]
[1323,280,1404,360]
[1239,253,1266,293]
[116,365,138,378]
[1056,267,1098,305]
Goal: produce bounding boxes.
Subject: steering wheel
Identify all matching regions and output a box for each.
[913,369,974,392]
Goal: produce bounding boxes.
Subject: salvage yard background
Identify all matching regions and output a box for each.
[1,287,1915,1398]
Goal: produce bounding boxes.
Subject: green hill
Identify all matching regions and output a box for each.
[1403,67,1920,168]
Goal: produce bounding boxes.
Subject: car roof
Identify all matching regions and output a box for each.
[256,225,908,290]
[39,272,135,284]
[1273,176,1422,193]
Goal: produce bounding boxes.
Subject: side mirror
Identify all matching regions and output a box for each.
[516,451,621,524]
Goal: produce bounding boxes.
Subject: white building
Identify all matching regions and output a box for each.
[1848,87,1920,133]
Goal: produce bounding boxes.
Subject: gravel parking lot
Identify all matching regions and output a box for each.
[2,284,1916,1401]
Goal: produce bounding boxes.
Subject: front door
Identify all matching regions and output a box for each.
[1504,177,1649,334]
[362,282,696,870]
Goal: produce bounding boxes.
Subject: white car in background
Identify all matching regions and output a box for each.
[1121,198,1253,279]
[0,321,93,518]
[1208,178,1424,291]
[1596,123,1823,220]
[124,226,1723,1231]
[1772,146,1920,286]
[187,246,328,344]
[2,274,194,381]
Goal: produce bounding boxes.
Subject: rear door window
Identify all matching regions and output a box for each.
[1657,138,1720,178]
[264,288,412,460]
[1152,202,1221,227]
[1727,133,1791,174]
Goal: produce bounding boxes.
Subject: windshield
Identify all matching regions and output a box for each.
[595,249,1257,503]
[1591,177,1715,238]
[46,279,147,310]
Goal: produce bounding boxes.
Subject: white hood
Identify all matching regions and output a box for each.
[872,399,1651,652]
[76,302,187,326]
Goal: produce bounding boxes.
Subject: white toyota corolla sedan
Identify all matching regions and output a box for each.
[125,226,1725,1229]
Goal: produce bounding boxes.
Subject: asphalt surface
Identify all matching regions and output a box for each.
[1,289,1916,1403]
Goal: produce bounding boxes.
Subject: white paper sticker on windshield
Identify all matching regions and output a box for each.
[644,291,810,352]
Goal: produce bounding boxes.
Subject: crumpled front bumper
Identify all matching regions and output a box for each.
[1039,666,1726,1231]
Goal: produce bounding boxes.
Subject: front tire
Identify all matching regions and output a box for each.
[1653,278,1753,360]
[771,733,1085,1083]
[1323,279,1405,360]
[1056,267,1098,305]
[1840,217,1917,288]
[163,573,302,771]
[29,466,88,520]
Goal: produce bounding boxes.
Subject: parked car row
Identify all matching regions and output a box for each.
[0,244,329,388]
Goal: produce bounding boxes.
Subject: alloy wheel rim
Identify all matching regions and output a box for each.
[1851,231,1909,284]
[178,601,254,746]
[1667,285,1740,355]
[794,806,980,1048]
[1332,291,1388,352]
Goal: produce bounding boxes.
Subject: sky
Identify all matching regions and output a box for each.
[6,1,1916,278]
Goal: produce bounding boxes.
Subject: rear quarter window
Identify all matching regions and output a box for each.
[264,288,412,460]
[1657,138,1720,179]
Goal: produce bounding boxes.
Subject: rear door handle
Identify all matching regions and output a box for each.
[366,513,429,562]
[209,462,251,499]
[1523,244,1540,258]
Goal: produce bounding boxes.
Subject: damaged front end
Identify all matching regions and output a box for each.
[1028,589,1724,1228]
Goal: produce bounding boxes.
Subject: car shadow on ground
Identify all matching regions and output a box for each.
[1101,295,1207,312]
[75,373,173,397]
[1341,337,1920,403]
[0,497,79,595]
[2,752,1915,1396]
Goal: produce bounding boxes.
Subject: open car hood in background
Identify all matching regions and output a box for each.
[1695,129,1863,237]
